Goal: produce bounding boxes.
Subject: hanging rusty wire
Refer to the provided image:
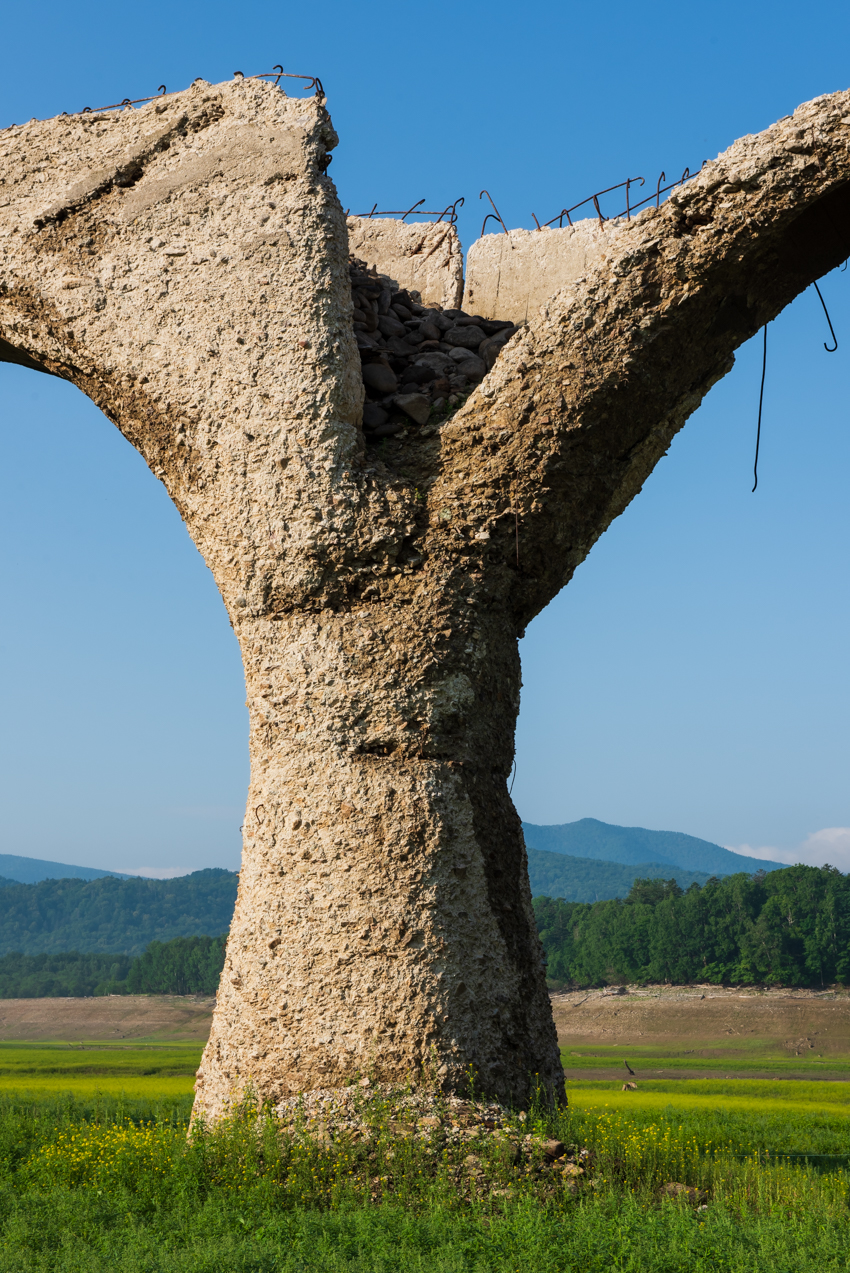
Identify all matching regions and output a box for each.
[437,197,465,225]
[812,281,838,351]
[540,179,637,229]
[752,324,769,493]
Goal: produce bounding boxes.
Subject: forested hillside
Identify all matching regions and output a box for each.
[0,870,238,955]
[0,935,227,997]
[527,847,712,902]
[533,865,850,988]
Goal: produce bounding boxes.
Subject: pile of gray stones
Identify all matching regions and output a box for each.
[350,257,518,439]
[275,1083,592,1200]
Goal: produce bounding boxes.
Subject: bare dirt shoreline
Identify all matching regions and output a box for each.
[1,987,849,1077]
[553,984,850,1080]
[0,995,215,1042]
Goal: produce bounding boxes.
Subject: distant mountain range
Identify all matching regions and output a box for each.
[0,854,130,884]
[526,847,714,903]
[522,818,786,876]
[0,821,787,955]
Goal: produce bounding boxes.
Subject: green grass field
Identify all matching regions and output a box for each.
[560,1044,850,1074]
[569,1076,850,1121]
[564,1078,850,1161]
[0,1042,200,1100]
[0,1042,202,1075]
[0,1044,847,1270]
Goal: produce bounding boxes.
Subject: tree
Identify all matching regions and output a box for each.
[532,866,850,989]
[626,878,683,907]
[126,935,228,995]
[2,76,849,1118]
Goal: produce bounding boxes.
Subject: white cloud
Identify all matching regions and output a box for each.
[797,828,850,872]
[726,828,850,873]
[729,843,799,865]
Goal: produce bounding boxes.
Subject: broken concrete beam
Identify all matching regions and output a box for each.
[462,220,623,323]
[346,215,464,310]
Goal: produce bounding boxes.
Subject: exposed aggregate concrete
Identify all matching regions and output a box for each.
[1,78,849,1119]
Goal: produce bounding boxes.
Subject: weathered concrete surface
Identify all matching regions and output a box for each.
[346,215,463,308]
[462,221,619,322]
[0,77,559,1116]
[2,78,850,1121]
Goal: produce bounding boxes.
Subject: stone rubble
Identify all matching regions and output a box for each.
[266,1084,716,1207]
[272,1082,590,1197]
[349,256,518,439]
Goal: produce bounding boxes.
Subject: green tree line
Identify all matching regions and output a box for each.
[533,865,850,988]
[0,934,227,998]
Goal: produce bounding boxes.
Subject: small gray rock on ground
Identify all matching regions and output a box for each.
[444,325,486,350]
[362,363,398,394]
[395,393,431,425]
[362,403,389,430]
[453,354,486,381]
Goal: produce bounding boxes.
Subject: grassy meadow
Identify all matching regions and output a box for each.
[0,1041,200,1101]
[565,1079,850,1160]
[560,1043,850,1075]
[0,1039,846,1271]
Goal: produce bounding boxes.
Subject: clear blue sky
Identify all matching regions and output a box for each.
[1,1,848,875]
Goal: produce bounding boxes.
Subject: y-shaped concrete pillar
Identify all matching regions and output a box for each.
[2,78,849,1117]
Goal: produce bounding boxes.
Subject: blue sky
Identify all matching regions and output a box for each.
[1,0,849,875]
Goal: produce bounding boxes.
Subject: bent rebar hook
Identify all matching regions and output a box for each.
[812,281,838,352]
[479,190,510,240]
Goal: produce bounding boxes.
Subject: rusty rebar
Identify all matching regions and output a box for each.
[48,67,324,123]
[354,200,464,223]
[480,190,510,238]
[435,197,464,225]
[77,85,167,115]
[540,164,708,232]
[267,65,325,95]
[625,175,645,220]
[541,179,640,230]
